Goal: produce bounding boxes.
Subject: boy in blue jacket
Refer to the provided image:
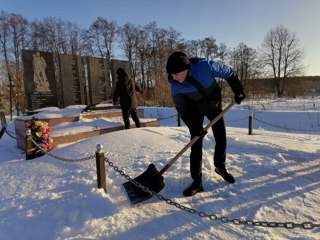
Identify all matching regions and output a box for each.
[166,51,245,197]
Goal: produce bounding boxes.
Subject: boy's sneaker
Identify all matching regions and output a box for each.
[215,168,235,183]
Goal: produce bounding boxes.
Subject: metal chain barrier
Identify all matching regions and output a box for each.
[254,117,320,132]
[5,128,17,139]
[30,138,95,162]
[104,154,320,230]
[156,114,178,121]
[160,113,320,133]
[2,113,319,142]
[26,136,320,230]
[0,120,16,139]
[225,116,248,123]
[11,118,320,230]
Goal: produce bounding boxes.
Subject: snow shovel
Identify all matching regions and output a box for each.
[123,101,236,204]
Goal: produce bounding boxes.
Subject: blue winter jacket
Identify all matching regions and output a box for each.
[168,57,243,118]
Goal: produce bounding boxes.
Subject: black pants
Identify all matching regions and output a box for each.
[188,108,226,180]
[122,108,141,129]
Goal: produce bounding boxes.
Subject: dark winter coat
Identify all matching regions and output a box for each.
[113,74,143,110]
[168,57,243,120]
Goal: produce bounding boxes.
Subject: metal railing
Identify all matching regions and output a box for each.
[24,133,320,230]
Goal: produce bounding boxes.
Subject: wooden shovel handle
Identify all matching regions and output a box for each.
[159,101,236,175]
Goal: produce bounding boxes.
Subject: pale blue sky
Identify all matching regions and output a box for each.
[1,0,320,76]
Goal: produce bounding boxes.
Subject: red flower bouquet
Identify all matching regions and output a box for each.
[25,117,53,156]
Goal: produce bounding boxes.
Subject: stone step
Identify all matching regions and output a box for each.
[14,107,159,150]
[51,117,159,147]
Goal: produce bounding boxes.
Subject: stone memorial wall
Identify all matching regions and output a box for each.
[87,56,111,104]
[59,54,87,106]
[22,50,60,110]
[23,50,129,110]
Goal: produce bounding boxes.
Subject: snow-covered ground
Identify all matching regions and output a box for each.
[0,98,319,240]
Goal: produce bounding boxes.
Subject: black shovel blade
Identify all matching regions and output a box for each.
[123,163,165,205]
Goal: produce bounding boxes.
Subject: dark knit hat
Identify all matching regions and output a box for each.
[116,68,126,75]
[166,51,190,74]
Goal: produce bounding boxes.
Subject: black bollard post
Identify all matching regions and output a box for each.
[0,111,6,139]
[177,114,181,127]
[0,126,5,139]
[248,113,253,135]
[26,129,35,160]
[96,144,107,193]
[0,111,6,126]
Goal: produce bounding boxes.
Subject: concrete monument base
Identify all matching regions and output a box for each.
[14,107,159,150]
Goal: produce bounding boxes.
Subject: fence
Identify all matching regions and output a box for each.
[1,112,319,230]
[22,125,320,231]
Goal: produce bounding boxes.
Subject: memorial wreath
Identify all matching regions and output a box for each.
[25,117,53,156]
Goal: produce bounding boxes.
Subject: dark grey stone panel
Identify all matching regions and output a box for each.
[22,50,59,111]
[87,57,111,104]
[59,54,86,106]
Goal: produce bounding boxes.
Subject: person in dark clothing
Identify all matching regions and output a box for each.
[166,51,246,197]
[113,68,143,129]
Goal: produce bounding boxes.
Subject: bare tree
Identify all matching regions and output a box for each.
[3,10,313,110]
[64,21,87,55]
[118,22,183,105]
[85,17,118,63]
[28,17,86,55]
[0,11,28,116]
[119,23,139,74]
[185,39,201,57]
[199,37,218,59]
[260,25,305,97]
[164,26,182,54]
[28,20,48,51]
[31,17,64,53]
[143,23,184,105]
[216,42,228,62]
[229,43,259,88]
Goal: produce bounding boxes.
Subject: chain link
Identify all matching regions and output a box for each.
[26,136,320,230]
[156,114,178,121]
[254,117,320,132]
[104,155,320,230]
[30,138,94,162]
[226,116,248,123]
[0,121,16,139]
[4,128,17,139]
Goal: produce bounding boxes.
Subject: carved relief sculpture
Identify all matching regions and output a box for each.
[32,52,50,92]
